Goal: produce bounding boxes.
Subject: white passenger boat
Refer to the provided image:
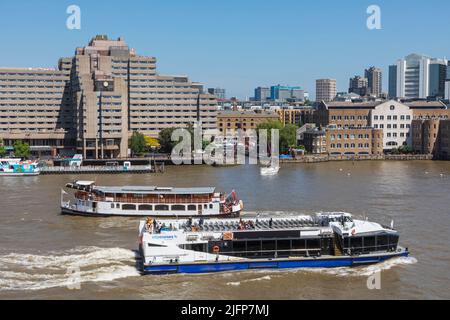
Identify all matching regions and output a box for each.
[138,212,409,274]
[0,159,40,176]
[61,181,244,217]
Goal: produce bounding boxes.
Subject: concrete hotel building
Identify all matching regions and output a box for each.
[316,79,337,102]
[0,35,218,159]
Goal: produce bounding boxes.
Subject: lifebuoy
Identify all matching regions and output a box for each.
[213,246,220,254]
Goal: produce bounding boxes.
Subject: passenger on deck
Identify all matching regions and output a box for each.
[269,218,273,228]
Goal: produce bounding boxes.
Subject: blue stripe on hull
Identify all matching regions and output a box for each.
[143,251,409,275]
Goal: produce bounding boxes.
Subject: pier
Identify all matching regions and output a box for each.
[40,164,165,175]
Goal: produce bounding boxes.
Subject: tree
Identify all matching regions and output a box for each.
[13,140,30,159]
[280,124,298,154]
[158,127,177,153]
[129,131,147,156]
[0,138,6,157]
[256,120,297,154]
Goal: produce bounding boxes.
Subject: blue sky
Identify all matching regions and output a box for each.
[1,0,449,99]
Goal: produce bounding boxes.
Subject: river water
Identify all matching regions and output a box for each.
[0,161,449,299]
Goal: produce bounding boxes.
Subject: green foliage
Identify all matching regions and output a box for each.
[158,127,178,153]
[256,120,298,154]
[398,145,414,154]
[129,131,147,156]
[13,140,30,159]
[0,139,6,157]
[280,124,298,153]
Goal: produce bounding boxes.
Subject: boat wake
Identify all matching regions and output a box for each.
[224,256,417,286]
[296,256,418,277]
[0,247,140,292]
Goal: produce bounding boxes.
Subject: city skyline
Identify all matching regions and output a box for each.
[1,0,450,99]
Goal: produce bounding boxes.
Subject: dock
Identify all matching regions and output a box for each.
[40,164,164,175]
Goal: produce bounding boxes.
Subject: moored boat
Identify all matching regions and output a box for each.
[61,180,244,217]
[138,212,409,274]
[0,158,40,176]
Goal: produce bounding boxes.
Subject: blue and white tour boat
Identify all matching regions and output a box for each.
[138,212,409,274]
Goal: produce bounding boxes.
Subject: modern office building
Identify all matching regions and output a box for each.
[254,87,271,102]
[0,35,218,159]
[270,85,307,102]
[208,88,226,100]
[316,79,337,102]
[349,76,369,96]
[389,54,448,99]
[365,67,382,97]
[388,65,398,99]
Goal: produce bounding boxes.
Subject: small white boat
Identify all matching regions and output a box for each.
[260,165,280,176]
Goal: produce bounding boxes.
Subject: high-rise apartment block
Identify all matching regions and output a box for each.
[0,35,218,159]
[365,67,382,97]
[348,76,369,96]
[316,79,337,102]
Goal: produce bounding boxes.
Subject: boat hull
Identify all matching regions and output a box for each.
[0,172,40,176]
[61,206,240,218]
[142,250,409,275]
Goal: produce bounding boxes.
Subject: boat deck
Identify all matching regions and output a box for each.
[179,217,321,233]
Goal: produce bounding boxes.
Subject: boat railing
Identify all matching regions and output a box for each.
[75,194,213,204]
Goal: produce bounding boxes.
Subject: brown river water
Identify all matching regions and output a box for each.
[0,161,449,299]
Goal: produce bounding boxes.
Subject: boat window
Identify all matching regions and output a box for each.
[277,240,291,251]
[363,236,376,253]
[388,234,399,250]
[204,204,208,209]
[292,239,305,250]
[172,205,186,211]
[116,203,120,208]
[209,204,213,209]
[122,204,136,210]
[232,241,246,252]
[155,205,169,211]
[247,241,261,252]
[349,237,363,254]
[111,204,114,209]
[139,205,153,211]
[261,240,274,251]
[187,205,196,211]
[306,239,320,249]
[376,235,388,250]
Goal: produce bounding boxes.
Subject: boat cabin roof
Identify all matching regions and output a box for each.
[94,186,216,195]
